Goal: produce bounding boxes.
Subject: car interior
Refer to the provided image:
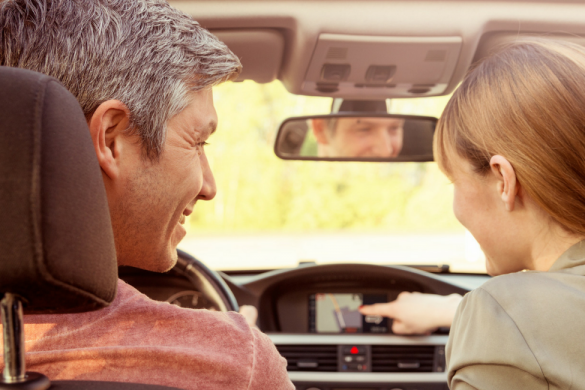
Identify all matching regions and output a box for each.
[3,1,585,390]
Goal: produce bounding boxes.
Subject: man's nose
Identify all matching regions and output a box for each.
[375,130,394,157]
[197,153,217,201]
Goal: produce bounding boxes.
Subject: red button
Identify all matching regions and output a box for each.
[342,345,366,355]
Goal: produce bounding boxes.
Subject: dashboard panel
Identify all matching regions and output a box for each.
[279,287,410,334]
[225,263,469,333]
[121,260,489,390]
[226,263,472,389]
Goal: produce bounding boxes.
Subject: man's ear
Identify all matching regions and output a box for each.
[312,119,330,145]
[87,100,131,180]
[489,155,519,212]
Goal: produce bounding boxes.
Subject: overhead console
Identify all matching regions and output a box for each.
[302,34,462,98]
[211,29,285,83]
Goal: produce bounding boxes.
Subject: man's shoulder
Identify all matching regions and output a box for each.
[116,280,293,389]
[21,279,293,389]
[116,279,253,340]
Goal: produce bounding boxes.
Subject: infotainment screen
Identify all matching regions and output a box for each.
[308,293,388,333]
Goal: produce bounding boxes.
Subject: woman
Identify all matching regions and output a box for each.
[362,39,585,389]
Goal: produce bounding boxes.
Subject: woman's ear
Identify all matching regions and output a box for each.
[490,155,519,211]
[87,100,131,180]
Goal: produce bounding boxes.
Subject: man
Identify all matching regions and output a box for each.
[0,0,293,388]
[311,117,405,158]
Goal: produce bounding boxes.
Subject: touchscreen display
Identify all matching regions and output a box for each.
[308,293,388,333]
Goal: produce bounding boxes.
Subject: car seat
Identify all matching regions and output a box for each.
[0,66,180,390]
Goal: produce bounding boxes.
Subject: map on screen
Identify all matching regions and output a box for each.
[315,293,363,333]
[309,293,389,333]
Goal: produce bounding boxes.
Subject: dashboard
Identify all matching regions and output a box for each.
[120,260,490,390]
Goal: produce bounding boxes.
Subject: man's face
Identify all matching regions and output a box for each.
[112,89,217,272]
[317,117,405,158]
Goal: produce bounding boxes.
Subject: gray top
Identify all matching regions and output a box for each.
[446,240,585,390]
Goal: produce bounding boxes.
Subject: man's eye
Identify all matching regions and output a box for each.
[195,142,209,156]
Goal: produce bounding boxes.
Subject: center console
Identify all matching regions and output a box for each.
[270,333,448,390]
[223,263,469,390]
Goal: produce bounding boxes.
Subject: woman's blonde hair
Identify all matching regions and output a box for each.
[434,38,585,235]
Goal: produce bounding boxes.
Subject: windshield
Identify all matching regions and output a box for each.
[178,80,486,273]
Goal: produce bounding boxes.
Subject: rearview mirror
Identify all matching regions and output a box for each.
[275,114,436,162]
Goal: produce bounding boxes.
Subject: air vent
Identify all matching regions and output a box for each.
[326,46,348,60]
[371,345,435,372]
[276,345,338,372]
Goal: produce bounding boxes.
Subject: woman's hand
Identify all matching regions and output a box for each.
[359,292,462,335]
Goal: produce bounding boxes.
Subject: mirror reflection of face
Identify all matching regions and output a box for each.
[312,117,405,158]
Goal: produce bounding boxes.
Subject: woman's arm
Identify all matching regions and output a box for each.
[359,292,462,335]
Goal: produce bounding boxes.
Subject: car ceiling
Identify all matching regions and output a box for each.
[169,0,585,99]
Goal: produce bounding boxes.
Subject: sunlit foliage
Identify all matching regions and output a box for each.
[187,80,462,233]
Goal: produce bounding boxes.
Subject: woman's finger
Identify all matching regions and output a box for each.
[359,302,397,318]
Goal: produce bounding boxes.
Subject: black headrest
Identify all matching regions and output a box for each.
[0,67,118,314]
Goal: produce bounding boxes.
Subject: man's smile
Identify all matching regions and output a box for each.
[179,207,193,225]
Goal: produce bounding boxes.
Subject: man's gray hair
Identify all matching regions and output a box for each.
[0,0,242,158]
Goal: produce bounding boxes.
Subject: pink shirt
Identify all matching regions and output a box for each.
[0,280,294,390]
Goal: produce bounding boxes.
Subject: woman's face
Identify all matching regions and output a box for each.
[450,154,528,275]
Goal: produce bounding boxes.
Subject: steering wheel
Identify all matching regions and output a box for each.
[172,249,239,312]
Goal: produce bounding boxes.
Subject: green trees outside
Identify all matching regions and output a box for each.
[186,80,463,234]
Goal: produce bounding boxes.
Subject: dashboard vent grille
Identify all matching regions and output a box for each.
[371,345,435,372]
[276,344,338,372]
